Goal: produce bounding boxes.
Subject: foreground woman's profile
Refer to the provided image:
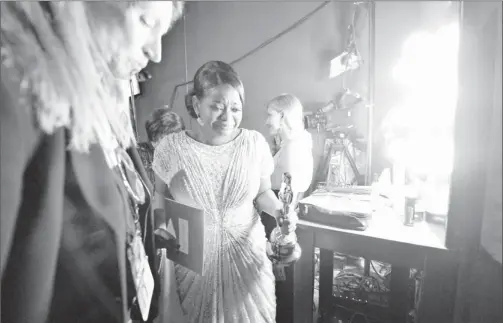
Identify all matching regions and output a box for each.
[0,2,182,322]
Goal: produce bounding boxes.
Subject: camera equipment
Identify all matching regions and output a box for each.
[304,89,364,133]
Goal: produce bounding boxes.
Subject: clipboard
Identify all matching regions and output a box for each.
[163,198,205,275]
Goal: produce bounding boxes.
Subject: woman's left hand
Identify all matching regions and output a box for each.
[275,209,299,235]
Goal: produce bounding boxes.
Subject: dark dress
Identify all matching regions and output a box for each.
[138,141,157,188]
[0,70,157,322]
[137,141,175,203]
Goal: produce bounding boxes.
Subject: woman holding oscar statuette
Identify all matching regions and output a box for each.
[152,61,297,323]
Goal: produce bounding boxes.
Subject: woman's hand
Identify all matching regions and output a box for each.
[254,186,299,235]
[274,208,299,235]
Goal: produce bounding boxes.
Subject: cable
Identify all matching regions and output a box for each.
[182,13,194,129]
[349,311,370,323]
[334,304,374,323]
[228,2,330,66]
[168,1,331,111]
[183,14,189,95]
[369,260,389,281]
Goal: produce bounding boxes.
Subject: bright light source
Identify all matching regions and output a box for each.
[386,22,460,178]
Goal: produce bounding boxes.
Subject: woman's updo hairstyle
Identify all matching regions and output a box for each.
[185,61,245,119]
[267,93,305,132]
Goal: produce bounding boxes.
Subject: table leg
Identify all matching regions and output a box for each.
[389,266,411,322]
[416,250,458,323]
[276,265,294,323]
[293,227,316,323]
[318,249,334,322]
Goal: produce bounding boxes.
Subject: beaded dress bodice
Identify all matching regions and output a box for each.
[152,129,277,323]
[184,133,237,204]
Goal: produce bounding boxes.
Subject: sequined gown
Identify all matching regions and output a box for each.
[152,129,276,323]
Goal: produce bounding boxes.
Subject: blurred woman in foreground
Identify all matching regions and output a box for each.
[0,2,182,322]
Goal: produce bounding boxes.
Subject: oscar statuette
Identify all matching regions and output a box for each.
[266,172,302,281]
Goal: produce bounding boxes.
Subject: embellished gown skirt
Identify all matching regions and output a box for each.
[157,211,276,323]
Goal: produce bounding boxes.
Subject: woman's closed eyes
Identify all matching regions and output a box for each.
[211,104,241,113]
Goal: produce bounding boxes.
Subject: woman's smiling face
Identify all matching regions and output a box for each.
[193,84,243,138]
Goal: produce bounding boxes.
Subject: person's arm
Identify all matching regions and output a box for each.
[151,137,173,213]
[273,143,312,199]
[255,176,283,220]
[153,172,172,232]
[270,158,283,191]
[151,143,180,251]
[255,175,299,236]
[254,132,281,218]
[152,173,180,251]
[0,80,43,275]
[254,131,298,235]
[153,173,167,210]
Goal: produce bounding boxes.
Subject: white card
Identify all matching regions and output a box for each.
[178,218,189,255]
[163,198,205,275]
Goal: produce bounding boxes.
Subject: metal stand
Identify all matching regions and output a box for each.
[327,130,362,187]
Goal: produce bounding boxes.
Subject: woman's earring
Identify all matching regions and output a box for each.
[279,119,285,132]
[196,116,204,126]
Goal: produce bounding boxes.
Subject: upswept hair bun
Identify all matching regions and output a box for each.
[145,107,185,142]
[184,61,244,119]
[267,93,305,132]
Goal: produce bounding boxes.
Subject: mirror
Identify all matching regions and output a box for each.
[373,1,460,229]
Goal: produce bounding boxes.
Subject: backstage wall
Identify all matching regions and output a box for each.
[134,1,428,181]
[135,1,363,140]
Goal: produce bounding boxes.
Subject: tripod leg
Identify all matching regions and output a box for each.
[343,143,361,185]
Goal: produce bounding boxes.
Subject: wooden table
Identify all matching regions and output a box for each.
[290,212,459,323]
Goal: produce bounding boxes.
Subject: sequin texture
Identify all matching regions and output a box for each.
[153,129,276,323]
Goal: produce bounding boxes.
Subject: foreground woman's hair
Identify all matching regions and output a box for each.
[0,1,183,152]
